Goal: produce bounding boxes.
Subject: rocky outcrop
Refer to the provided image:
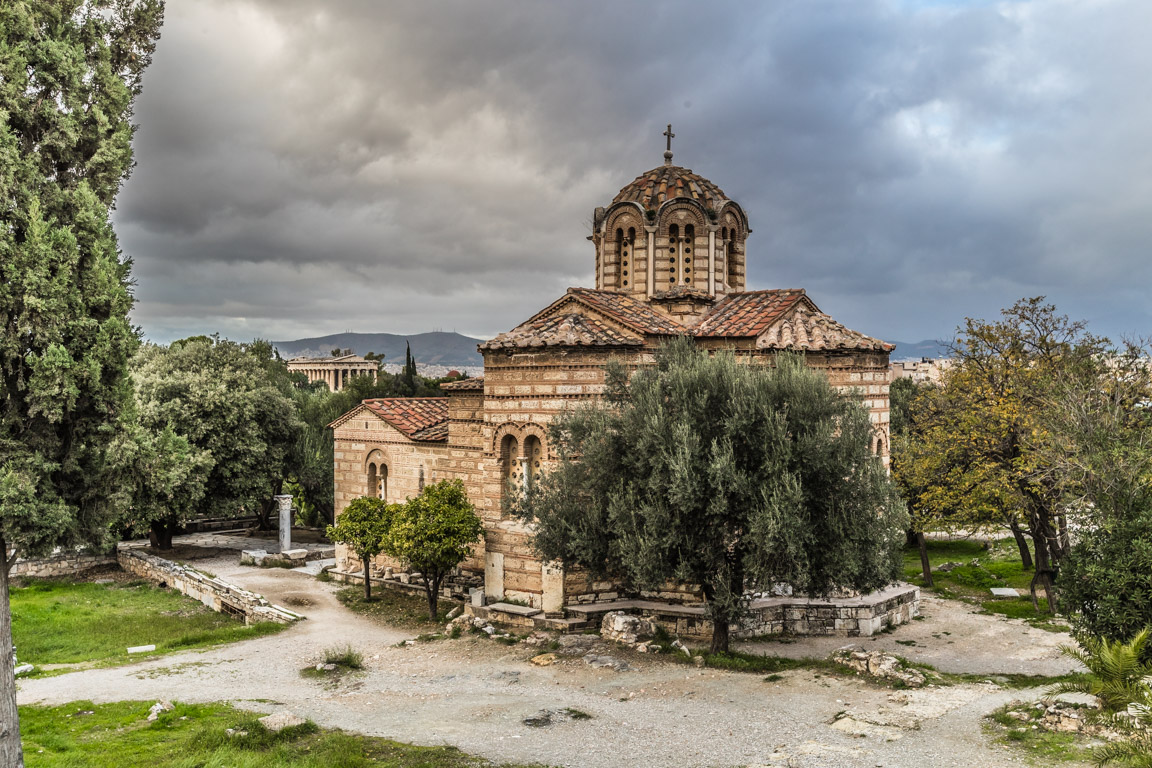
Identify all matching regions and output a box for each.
[830,644,926,688]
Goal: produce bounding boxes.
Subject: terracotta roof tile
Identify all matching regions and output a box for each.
[694,290,806,337]
[481,312,645,350]
[612,165,727,210]
[480,289,686,351]
[754,301,894,352]
[439,377,484,391]
[362,398,449,442]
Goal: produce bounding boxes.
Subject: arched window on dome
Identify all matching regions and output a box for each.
[727,227,741,289]
[613,228,624,290]
[623,227,635,289]
[719,227,728,288]
[667,223,679,289]
[683,223,695,286]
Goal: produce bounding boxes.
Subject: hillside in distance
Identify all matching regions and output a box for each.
[273,331,486,368]
[888,339,952,361]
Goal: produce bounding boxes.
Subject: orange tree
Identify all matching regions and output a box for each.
[327,497,396,600]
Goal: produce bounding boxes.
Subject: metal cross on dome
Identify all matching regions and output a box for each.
[663,123,675,152]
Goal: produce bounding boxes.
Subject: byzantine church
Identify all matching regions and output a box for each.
[329,132,899,624]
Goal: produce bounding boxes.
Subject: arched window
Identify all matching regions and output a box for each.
[623,227,635,289]
[667,223,679,288]
[683,223,695,285]
[727,228,740,289]
[500,434,521,492]
[523,435,544,489]
[367,461,388,500]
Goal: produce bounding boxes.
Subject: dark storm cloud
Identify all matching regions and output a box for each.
[116,0,1152,346]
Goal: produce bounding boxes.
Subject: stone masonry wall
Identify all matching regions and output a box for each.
[118,549,301,625]
[11,551,117,579]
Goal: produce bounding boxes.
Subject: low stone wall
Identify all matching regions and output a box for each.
[117,549,302,625]
[11,551,117,579]
[566,583,920,639]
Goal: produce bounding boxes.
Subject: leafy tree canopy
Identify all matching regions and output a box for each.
[327,496,396,600]
[509,338,907,652]
[129,337,303,545]
[385,479,482,619]
[0,1,165,762]
[892,298,1108,611]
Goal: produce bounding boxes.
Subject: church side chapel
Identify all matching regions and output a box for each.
[329,129,918,636]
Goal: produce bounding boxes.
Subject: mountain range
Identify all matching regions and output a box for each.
[272,331,951,368]
[272,331,487,368]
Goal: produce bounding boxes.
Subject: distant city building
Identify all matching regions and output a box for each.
[286,354,377,391]
[890,357,952,384]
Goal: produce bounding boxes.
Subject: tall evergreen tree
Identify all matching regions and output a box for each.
[0,1,165,763]
[510,338,907,653]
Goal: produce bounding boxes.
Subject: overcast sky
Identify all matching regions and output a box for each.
[116,0,1152,347]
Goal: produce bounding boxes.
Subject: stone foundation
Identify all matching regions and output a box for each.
[117,549,302,625]
[479,583,920,638]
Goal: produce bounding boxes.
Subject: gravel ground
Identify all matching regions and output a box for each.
[17,557,1089,768]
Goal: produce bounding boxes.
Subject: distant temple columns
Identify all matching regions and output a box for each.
[286,354,378,392]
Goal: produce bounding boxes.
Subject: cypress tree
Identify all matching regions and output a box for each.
[0,2,164,762]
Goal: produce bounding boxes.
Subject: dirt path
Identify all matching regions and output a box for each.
[17,563,1087,768]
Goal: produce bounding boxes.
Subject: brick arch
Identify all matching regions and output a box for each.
[363,448,390,500]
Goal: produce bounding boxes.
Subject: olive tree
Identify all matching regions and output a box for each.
[510,338,907,653]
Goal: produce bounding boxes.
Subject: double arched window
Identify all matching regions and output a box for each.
[366,455,388,500]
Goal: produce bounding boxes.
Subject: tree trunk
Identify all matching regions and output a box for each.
[148,519,175,550]
[917,531,933,587]
[1008,516,1033,571]
[710,617,731,654]
[425,573,442,621]
[256,499,273,531]
[0,539,26,768]
[705,564,743,654]
[905,528,918,548]
[1029,526,1057,614]
[362,555,372,601]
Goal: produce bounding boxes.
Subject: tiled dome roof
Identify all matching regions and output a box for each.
[612,165,728,210]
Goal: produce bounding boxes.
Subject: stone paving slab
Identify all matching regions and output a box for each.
[990,587,1020,597]
[293,558,337,576]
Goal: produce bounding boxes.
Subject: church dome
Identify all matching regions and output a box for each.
[612,165,728,211]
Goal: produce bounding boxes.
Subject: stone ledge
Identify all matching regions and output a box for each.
[118,549,303,625]
[487,602,542,617]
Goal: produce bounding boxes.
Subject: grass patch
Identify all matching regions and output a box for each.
[903,536,1070,631]
[11,579,284,671]
[323,644,364,669]
[335,586,453,630]
[19,700,539,767]
[561,708,592,721]
[984,703,1096,763]
[697,650,836,675]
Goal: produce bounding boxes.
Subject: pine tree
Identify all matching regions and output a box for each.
[0,3,164,762]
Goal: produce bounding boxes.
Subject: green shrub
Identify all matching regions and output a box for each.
[1062,511,1152,658]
